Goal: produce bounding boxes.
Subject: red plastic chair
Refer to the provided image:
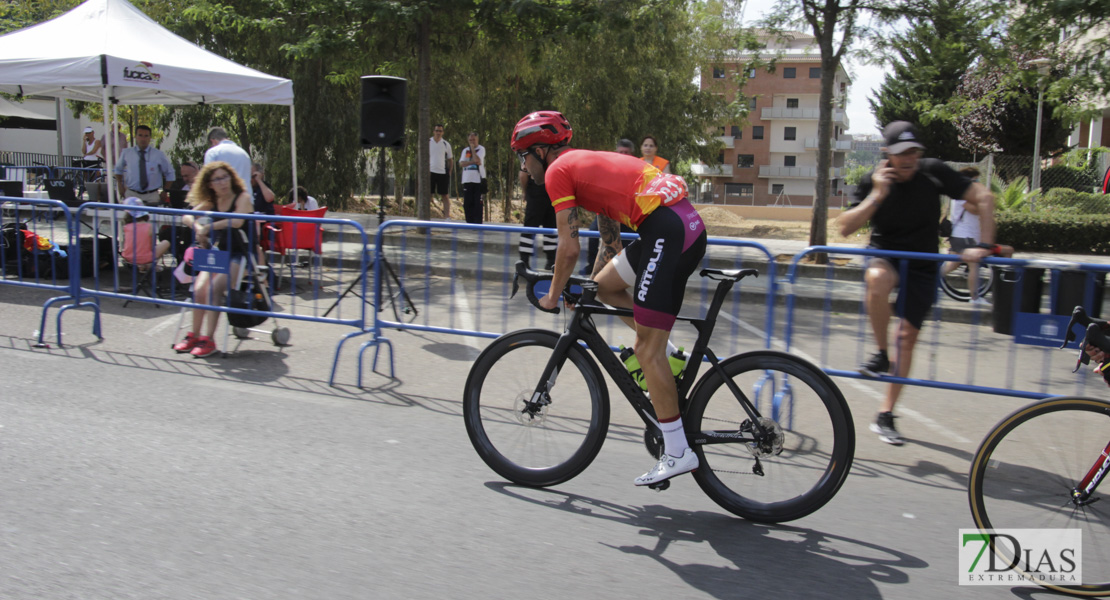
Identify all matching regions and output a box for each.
[265,205,327,290]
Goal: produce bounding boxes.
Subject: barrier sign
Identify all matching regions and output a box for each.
[192,248,230,275]
[1013,313,1077,348]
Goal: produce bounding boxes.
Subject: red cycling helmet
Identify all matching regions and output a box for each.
[510,111,573,152]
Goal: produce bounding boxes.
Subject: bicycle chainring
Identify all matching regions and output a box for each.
[643,429,665,459]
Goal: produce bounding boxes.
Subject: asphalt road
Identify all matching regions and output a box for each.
[0,283,1100,599]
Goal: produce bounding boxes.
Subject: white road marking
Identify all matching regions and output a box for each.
[145,313,181,337]
[719,312,971,444]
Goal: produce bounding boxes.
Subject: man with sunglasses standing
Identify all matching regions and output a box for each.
[513,111,707,487]
[837,121,999,445]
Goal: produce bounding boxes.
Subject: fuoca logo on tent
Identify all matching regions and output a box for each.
[122,62,161,84]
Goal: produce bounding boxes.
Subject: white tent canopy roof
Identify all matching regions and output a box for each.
[0,0,293,106]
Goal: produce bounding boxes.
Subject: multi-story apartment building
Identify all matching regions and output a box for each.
[693,31,852,207]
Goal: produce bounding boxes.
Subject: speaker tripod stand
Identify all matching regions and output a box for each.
[323,148,417,321]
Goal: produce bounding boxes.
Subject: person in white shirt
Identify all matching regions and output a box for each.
[204,127,254,197]
[459,131,486,224]
[429,123,453,219]
[942,166,1013,304]
[288,186,320,211]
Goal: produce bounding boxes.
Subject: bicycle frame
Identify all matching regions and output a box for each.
[1075,440,1110,505]
[523,270,772,447]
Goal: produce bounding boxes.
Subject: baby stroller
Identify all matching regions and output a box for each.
[174,228,290,355]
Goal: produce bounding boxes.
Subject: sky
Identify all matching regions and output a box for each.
[741,0,888,137]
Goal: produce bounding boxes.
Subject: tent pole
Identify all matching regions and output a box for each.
[289,104,298,201]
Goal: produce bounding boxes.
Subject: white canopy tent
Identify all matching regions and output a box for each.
[0,0,297,201]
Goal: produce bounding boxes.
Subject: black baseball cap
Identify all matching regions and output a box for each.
[882,121,925,154]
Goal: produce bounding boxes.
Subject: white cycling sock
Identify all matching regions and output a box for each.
[660,416,689,458]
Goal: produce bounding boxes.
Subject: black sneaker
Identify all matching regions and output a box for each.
[870,411,904,445]
[859,351,890,378]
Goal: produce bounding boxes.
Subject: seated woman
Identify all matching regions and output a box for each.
[120,197,170,267]
[172,161,255,358]
[287,186,320,211]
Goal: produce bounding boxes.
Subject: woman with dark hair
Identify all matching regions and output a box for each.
[640,136,671,174]
[172,161,254,358]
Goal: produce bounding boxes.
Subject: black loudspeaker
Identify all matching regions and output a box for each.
[360,75,407,148]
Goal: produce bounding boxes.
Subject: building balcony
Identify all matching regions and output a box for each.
[804,138,853,151]
[758,166,844,179]
[716,135,735,149]
[761,107,849,127]
[691,164,734,178]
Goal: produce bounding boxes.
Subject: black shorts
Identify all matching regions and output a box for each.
[430,172,449,195]
[619,199,707,331]
[870,256,938,330]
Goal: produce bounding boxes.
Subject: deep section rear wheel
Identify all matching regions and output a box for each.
[685,351,854,523]
[968,396,1110,596]
[463,329,609,487]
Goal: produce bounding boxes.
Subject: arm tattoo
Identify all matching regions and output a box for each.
[567,207,581,239]
[592,215,624,276]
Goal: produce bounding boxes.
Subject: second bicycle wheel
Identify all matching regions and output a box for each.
[463,329,610,487]
[968,397,1110,596]
[940,262,993,302]
[686,351,855,523]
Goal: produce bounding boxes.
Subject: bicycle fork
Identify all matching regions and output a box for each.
[522,331,581,420]
[1074,440,1110,506]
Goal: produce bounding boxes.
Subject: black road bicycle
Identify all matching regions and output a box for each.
[939,261,994,302]
[968,306,1110,596]
[463,262,855,523]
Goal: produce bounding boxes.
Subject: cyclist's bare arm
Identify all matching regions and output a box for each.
[590,215,623,279]
[539,207,583,310]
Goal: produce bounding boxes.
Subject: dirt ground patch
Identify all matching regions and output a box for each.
[348,195,862,245]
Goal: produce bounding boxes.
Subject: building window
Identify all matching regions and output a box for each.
[717,152,725,165]
[752,126,764,140]
[810,67,821,78]
[717,126,726,136]
[784,127,796,141]
[726,183,754,197]
[783,67,796,79]
[784,155,797,167]
[772,184,785,195]
[786,98,799,109]
[730,125,741,138]
[748,68,756,78]
[737,154,754,168]
[748,98,757,110]
[713,67,726,79]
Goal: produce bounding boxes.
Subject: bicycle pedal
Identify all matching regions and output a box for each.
[647,479,671,491]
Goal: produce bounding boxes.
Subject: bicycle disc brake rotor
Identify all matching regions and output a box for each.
[745,417,785,457]
[513,390,549,426]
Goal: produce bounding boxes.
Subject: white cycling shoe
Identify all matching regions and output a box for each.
[634,448,699,486]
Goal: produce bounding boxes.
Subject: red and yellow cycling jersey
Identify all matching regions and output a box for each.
[544,149,687,229]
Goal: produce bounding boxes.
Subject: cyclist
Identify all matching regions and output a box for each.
[511,111,707,486]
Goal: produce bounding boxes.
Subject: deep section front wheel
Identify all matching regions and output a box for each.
[968,396,1110,596]
[463,329,609,487]
[685,351,855,523]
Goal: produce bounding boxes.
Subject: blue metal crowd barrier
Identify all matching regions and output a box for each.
[784,246,1110,400]
[0,196,101,346]
[356,220,778,385]
[53,204,373,374]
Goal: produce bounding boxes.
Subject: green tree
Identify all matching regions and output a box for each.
[868,0,987,161]
[761,0,906,253]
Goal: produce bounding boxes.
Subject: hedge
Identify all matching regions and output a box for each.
[1039,188,1110,214]
[998,212,1110,254]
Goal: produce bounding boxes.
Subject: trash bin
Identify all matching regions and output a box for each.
[1052,270,1105,318]
[992,267,1044,335]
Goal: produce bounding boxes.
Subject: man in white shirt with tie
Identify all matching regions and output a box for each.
[113,125,174,206]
